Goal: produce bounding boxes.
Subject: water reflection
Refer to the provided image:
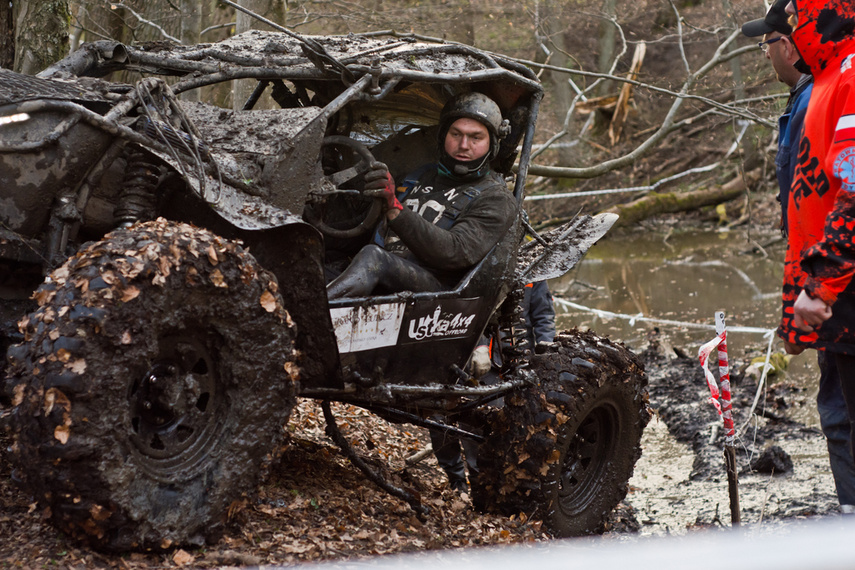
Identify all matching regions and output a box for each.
[551,226,821,425]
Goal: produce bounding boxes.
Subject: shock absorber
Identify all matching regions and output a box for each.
[498,284,528,370]
[113,149,160,227]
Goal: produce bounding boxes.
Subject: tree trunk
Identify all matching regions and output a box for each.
[13,0,70,74]
[0,0,13,69]
[721,0,744,101]
[535,1,575,165]
[180,0,203,102]
[232,0,285,110]
[446,0,475,45]
[596,0,616,97]
[602,168,761,227]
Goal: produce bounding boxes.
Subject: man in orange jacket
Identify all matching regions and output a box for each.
[780,0,855,462]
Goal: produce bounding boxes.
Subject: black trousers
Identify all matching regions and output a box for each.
[833,352,855,462]
[429,421,479,489]
[326,245,444,299]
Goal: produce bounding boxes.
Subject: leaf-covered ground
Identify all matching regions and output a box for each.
[1,337,845,569]
[0,399,566,568]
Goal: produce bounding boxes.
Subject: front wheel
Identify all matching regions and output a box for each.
[474,330,650,536]
[6,220,298,551]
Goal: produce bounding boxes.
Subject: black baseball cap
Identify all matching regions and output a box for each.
[742,0,793,37]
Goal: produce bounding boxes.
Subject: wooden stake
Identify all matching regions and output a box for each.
[716,311,740,526]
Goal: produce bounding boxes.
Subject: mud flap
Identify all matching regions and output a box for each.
[518,213,618,282]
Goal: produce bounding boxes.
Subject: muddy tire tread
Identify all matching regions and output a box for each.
[475,329,650,536]
[7,220,298,551]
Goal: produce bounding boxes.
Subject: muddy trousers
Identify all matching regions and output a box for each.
[326,245,444,299]
[818,352,855,506]
[429,422,479,492]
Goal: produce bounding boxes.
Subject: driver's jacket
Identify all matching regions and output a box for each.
[778,0,855,354]
[372,165,518,284]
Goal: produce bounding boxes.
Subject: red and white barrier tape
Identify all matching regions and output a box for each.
[698,312,735,441]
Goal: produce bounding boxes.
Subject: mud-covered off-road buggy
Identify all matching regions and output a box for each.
[0,27,650,551]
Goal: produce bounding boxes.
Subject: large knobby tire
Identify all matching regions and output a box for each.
[474,330,650,536]
[6,220,298,551]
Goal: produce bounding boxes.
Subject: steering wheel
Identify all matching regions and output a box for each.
[304,135,384,240]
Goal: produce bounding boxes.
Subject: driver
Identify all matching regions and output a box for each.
[326,92,519,299]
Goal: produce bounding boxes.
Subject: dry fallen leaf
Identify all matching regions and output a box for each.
[44,388,72,432]
[90,504,111,521]
[157,256,171,279]
[122,286,140,302]
[210,269,227,288]
[207,244,219,266]
[172,549,194,566]
[54,425,70,444]
[260,290,278,312]
[121,331,133,345]
[52,266,69,283]
[67,359,87,374]
[12,383,25,406]
[32,288,56,307]
[284,361,301,382]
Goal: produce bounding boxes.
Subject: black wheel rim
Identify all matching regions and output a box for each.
[556,401,620,516]
[128,334,223,482]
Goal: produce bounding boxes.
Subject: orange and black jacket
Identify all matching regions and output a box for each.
[780,0,855,353]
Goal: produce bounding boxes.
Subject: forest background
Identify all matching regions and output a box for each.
[0,0,789,226]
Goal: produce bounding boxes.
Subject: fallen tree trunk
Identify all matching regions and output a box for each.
[602,167,761,228]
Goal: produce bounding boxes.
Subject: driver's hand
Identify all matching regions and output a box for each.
[364,161,403,211]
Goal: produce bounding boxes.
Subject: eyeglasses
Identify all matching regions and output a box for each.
[758,36,785,53]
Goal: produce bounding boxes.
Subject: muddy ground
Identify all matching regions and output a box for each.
[0,335,843,569]
[0,190,843,568]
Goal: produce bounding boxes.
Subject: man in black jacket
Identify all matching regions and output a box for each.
[326,92,517,299]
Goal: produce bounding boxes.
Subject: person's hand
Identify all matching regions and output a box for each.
[783,340,805,355]
[364,161,403,212]
[470,345,491,378]
[793,289,832,333]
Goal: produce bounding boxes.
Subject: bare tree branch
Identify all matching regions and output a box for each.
[110,2,180,43]
[522,30,763,179]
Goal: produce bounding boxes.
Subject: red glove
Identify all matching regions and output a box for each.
[364,161,403,211]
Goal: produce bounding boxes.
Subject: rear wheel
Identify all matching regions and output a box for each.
[6,220,298,551]
[474,330,650,536]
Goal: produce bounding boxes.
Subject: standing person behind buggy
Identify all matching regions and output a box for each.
[522,280,557,349]
[434,278,557,495]
[326,92,518,299]
[743,0,855,515]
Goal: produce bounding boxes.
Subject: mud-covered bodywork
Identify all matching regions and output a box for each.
[1,29,647,551]
[0,31,543,391]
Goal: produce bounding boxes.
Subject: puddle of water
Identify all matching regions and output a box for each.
[627,415,838,536]
[561,227,842,534]
[550,226,821,427]
[626,417,695,534]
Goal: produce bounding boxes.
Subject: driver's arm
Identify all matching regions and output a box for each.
[387,187,518,270]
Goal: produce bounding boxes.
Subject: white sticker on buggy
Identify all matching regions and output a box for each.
[330,302,406,354]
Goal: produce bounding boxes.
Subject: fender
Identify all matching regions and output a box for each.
[166,187,343,390]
